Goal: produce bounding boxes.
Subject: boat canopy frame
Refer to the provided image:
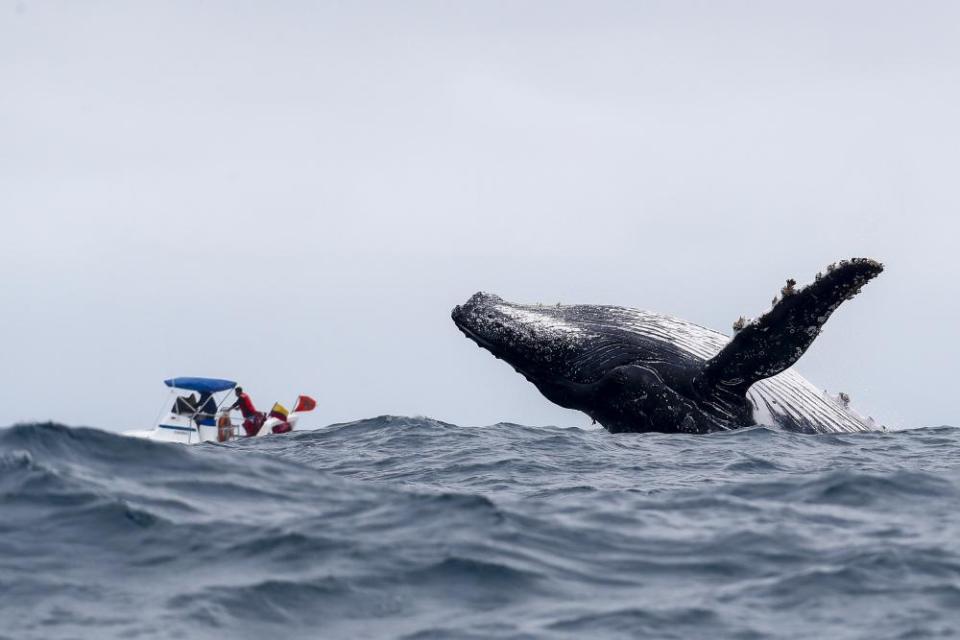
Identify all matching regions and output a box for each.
[163,377,238,394]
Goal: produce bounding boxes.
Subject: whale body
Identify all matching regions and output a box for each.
[452,259,884,434]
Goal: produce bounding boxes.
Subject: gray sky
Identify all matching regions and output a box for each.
[2,1,958,431]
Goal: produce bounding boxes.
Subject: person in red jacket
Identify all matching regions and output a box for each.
[229,386,265,436]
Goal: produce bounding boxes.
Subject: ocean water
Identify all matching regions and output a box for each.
[1,418,959,640]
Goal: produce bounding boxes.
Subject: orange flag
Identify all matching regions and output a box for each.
[293,395,317,413]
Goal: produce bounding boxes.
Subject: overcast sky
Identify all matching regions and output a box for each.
[2,1,958,431]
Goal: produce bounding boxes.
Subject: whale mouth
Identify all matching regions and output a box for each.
[455,319,541,384]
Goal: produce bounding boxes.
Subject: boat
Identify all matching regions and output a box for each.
[126,377,316,445]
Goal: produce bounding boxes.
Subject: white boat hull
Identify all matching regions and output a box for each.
[127,414,306,445]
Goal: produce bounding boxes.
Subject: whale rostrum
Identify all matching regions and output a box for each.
[452,258,884,434]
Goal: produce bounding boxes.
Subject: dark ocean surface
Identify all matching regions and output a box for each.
[2,418,959,639]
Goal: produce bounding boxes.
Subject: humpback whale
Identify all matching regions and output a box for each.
[452,258,883,434]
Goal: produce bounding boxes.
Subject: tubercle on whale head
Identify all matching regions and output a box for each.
[451,291,501,323]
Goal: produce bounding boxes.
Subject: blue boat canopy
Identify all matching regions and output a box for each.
[164,377,237,393]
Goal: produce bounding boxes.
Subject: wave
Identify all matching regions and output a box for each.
[1,419,959,639]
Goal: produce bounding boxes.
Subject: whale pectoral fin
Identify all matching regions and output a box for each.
[700,258,884,393]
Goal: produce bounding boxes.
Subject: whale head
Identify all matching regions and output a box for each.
[452,291,717,427]
[450,292,590,383]
[450,292,650,416]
